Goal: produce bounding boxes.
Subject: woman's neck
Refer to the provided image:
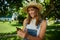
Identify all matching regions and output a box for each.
[32,16,38,19]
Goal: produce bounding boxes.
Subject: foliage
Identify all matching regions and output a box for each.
[43,0,60,19]
[0,0,23,17]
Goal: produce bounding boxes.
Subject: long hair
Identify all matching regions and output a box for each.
[26,6,42,26]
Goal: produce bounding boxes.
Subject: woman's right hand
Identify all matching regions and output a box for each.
[17,30,27,38]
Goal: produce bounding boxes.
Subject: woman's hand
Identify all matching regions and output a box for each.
[17,30,26,38]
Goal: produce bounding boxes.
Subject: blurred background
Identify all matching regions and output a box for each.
[0,0,60,40]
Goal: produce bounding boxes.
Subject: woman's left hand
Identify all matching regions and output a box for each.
[17,30,26,38]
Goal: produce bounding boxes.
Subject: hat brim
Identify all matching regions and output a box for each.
[23,3,43,13]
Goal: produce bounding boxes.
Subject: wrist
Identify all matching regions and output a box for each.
[24,33,28,38]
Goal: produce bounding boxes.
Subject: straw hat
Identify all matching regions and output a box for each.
[23,2,43,13]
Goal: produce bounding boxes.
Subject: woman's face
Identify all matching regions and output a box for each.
[27,7,38,18]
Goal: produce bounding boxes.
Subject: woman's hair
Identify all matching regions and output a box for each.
[26,6,42,26]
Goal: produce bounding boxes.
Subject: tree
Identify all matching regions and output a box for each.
[0,0,23,17]
[43,0,60,19]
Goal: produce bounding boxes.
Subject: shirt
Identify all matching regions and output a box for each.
[26,18,41,36]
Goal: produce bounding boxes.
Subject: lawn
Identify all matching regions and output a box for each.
[0,21,60,40]
[0,21,23,40]
[0,21,22,33]
[45,22,60,40]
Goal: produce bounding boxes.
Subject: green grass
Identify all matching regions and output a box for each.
[0,21,22,33]
[46,22,60,40]
[0,21,60,40]
[0,21,23,40]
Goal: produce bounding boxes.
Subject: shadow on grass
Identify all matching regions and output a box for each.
[47,26,60,29]
[0,31,23,40]
[46,30,60,40]
[0,30,60,40]
[55,22,60,24]
[46,23,60,40]
[11,23,22,26]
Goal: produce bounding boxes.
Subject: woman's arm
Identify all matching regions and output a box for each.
[25,34,42,40]
[39,20,47,40]
[17,18,27,38]
[22,18,27,31]
[25,20,47,40]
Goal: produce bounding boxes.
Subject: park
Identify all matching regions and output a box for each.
[0,0,60,40]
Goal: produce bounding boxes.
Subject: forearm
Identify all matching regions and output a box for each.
[26,34,42,40]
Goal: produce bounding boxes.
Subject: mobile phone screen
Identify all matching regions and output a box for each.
[16,27,21,31]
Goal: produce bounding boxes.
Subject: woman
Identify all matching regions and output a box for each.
[17,2,47,40]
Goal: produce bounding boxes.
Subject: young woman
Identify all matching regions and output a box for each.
[17,2,47,40]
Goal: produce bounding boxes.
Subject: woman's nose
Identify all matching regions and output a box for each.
[29,11,32,14]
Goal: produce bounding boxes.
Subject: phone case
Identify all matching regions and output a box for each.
[16,27,21,31]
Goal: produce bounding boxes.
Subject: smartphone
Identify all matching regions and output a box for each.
[16,27,21,31]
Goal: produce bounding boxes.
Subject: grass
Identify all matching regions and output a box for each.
[0,21,22,33]
[0,21,23,40]
[0,21,60,40]
[45,22,60,40]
